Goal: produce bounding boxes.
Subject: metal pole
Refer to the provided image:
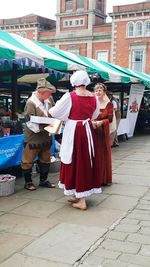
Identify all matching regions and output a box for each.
[11,63,18,120]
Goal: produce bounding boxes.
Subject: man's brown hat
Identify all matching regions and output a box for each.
[36,78,56,93]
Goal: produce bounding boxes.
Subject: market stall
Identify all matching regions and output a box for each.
[0,30,150,170]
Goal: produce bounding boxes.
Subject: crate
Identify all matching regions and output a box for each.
[0,175,16,196]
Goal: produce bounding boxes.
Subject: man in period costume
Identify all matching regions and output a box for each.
[21,78,56,191]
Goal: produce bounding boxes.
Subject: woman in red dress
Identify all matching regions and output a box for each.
[93,83,113,185]
[49,71,102,210]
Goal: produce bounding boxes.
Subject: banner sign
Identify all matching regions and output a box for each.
[0,134,24,168]
[127,84,145,137]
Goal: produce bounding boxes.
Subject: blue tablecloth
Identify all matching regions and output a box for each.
[0,134,56,169]
[0,134,24,168]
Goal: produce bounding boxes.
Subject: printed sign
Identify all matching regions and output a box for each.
[127,84,145,137]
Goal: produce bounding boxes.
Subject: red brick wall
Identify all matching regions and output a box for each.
[113,2,150,13]
[59,43,87,57]
[39,31,55,38]
[92,42,111,60]
[114,18,150,73]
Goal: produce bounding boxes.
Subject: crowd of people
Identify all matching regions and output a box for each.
[21,71,121,210]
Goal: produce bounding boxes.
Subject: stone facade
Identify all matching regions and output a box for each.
[1,0,150,73]
[0,14,56,41]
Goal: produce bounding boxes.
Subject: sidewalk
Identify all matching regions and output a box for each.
[0,134,150,267]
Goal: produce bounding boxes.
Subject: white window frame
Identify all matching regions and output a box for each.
[135,21,143,37]
[129,44,146,72]
[63,18,85,28]
[65,0,72,11]
[144,20,150,37]
[96,50,109,62]
[127,22,134,38]
[67,49,79,55]
[96,0,102,11]
[77,0,84,10]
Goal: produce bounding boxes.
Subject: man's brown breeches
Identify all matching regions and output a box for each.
[21,143,50,170]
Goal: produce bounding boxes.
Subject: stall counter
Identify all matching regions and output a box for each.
[0,134,24,169]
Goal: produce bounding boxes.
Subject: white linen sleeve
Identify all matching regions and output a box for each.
[26,121,40,133]
[49,92,71,121]
[92,96,100,120]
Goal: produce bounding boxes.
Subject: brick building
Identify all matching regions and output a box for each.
[0,0,150,74]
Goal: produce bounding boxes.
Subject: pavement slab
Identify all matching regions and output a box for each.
[98,195,138,211]
[19,187,64,202]
[48,205,125,228]
[102,184,147,197]
[0,197,30,212]
[113,174,150,186]
[0,232,34,264]
[119,253,150,267]
[22,222,106,265]
[0,253,71,267]
[0,213,58,237]
[10,199,65,218]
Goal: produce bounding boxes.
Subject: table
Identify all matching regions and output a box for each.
[0,134,56,169]
[0,134,24,169]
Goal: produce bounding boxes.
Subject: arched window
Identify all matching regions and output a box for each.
[127,22,134,37]
[77,0,83,9]
[65,0,72,11]
[135,22,143,37]
[144,21,150,36]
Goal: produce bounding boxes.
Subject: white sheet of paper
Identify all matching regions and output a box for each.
[30,115,57,125]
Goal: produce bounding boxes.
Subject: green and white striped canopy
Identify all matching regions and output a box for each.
[0,30,150,86]
[0,30,85,74]
[46,47,149,85]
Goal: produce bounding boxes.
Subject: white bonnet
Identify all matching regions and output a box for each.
[70,70,91,87]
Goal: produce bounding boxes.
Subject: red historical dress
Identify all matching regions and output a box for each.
[58,91,102,197]
[95,102,113,185]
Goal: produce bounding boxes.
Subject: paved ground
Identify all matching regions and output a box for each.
[0,134,150,267]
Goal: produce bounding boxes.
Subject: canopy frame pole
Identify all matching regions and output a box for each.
[11,63,18,120]
[121,85,124,118]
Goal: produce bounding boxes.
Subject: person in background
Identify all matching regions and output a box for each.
[94,83,113,185]
[49,70,102,210]
[21,78,56,191]
[107,91,121,147]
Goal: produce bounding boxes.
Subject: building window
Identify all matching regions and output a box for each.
[135,22,143,37]
[131,50,144,72]
[66,0,72,11]
[64,18,84,27]
[77,0,83,9]
[64,21,68,27]
[67,49,79,55]
[144,21,150,37]
[97,51,108,62]
[96,0,101,10]
[80,19,84,25]
[127,22,134,37]
[75,20,79,26]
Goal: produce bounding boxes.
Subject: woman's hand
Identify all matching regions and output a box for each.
[96,120,103,127]
[92,120,103,129]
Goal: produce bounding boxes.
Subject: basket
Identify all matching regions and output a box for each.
[0,175,16,196]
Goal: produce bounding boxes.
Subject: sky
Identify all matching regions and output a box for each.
[0,0,144,21]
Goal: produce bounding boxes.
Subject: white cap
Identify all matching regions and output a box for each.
[70,70,91,87]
